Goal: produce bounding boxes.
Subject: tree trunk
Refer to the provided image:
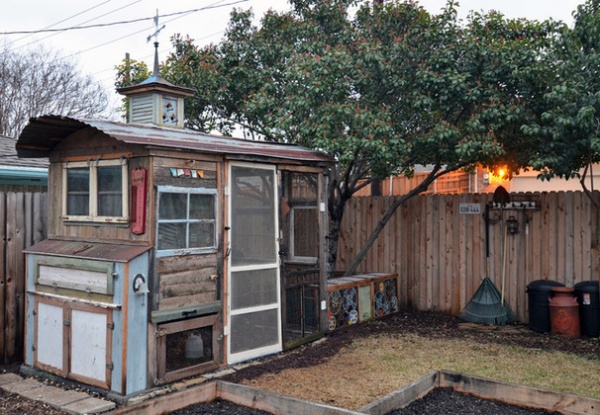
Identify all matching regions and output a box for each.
[343,167,442,277]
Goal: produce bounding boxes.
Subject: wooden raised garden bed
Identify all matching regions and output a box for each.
[107,369,599,415]
[359,370,599,415]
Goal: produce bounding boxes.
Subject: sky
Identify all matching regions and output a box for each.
[0,0,586,112]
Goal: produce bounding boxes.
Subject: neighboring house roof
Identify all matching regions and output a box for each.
[0,134,48,186]
[16,115,335,165]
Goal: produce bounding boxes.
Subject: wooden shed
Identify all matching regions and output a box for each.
[16,66,333,397]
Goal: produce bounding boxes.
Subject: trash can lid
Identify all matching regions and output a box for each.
[574,280,599,293]
[526,279,565,292]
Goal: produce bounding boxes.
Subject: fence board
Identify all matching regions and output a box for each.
[0,194,6,361]
[338,191,599,322]
[0,190,47,363]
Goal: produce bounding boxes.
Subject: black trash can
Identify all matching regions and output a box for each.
[574,280,599,338]
[527,280,565,333]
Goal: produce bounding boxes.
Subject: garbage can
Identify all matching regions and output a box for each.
[574,280,599,338]
[526,280,565,333]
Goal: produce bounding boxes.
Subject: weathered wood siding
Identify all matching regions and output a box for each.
[153,156,221,313]
[337,191,600,322]
[0,190,47,363]
[48,131,151,244]
[157,254,219,310]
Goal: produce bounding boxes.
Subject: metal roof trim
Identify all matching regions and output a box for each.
[24,239,152,263]
[17,115,334,164]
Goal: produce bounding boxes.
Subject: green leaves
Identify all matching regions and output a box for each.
[523,0,600,182]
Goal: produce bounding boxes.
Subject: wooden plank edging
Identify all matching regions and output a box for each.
[106,380,363,415]
[439,370,600,415]
[217,381,364,415]
[358,370,600,415]
[357,370,439,415]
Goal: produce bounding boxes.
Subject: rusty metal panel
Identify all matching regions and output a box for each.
[24,239,151,263]
[16,116,334,164]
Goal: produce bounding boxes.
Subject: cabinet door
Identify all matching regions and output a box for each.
[35,300,65,373]
[70,308,108,384]
[34,296,112,389]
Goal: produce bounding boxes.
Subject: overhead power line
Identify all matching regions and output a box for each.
[16,1,141,50]
[0,0,248,36]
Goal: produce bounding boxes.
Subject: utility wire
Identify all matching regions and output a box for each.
[17,0,141,50]
[0,0,248,36]
[9,0,113,46]
[63,0,230,77]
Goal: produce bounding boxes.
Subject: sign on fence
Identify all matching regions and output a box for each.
[459,203,481,214]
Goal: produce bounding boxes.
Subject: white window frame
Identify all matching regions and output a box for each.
[156,186,218,258]
[62,159,129,223]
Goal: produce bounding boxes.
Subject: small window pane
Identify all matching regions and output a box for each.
[166,326,213,372]
[158,223,186,250]
[98,166,123,216]
[159,193,188,219]
[189,222,215,248]
[189,194,215,220]
[67,168,89,215]
[97,166,122,192]
[293,207,319,257]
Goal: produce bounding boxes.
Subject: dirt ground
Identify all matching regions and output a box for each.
[0,310,598,414]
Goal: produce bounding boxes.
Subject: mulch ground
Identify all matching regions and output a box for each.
[386,387,561,415]
[220,310,599,384]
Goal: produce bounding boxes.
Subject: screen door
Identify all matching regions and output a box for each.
[227,163,281,363]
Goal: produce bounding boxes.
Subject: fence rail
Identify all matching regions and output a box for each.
[336,191,599,322]
[0,191,47,363]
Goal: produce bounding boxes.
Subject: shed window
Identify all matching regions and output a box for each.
[284,172,319,263]
[157,186,217,256]
[63,159,128,223]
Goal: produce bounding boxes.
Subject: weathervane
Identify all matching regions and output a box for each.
[147,9,165,43]
[147,9,165,76]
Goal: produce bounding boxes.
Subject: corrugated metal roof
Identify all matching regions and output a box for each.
[16,115,334,164]
[24,239,152,262]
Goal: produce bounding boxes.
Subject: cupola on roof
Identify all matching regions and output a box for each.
[116,13,193,129]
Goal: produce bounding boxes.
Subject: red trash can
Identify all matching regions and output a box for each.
[549,287,580,338]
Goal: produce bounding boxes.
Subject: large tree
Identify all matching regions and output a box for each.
[522,0,600,265]
[524,0,600,196]
[153,0,561,275]
[0,46,110,138]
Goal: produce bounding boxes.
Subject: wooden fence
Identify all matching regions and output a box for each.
[0,189,597,361]
[336,191,600,323]
[0,191,47,363]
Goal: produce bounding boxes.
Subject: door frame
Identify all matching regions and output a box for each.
[226,162,282,364]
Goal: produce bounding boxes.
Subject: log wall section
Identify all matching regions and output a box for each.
[0,190,47,363]
[336,191,600,322]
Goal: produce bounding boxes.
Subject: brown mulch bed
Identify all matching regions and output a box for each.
[0,310,597,414]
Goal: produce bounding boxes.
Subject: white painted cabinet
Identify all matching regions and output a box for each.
[34,296,113,389]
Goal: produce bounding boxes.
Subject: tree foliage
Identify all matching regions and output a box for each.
[0,45,110,138]
[114,56,151,122]
[137,0,563,274]
[523,0,600,195]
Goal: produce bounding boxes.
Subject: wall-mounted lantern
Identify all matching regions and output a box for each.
[506,215,519,235]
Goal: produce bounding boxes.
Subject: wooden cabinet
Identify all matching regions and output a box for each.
[34,295,114,389]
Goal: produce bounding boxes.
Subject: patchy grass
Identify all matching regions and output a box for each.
[242,333,600,411]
